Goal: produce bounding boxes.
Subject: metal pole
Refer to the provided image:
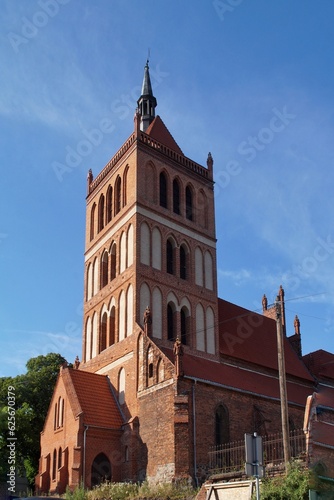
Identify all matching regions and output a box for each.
[275,297,291,470]
[253,433,260,500]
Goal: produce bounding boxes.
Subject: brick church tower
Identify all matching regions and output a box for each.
[83,60,219,368]
[37,62,316,494]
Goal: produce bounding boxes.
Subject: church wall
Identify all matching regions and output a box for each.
[137,382,176,483]
[175,378,305,482]
[37,372,81,494]
[83,428,123,486]
[82,332,140,422]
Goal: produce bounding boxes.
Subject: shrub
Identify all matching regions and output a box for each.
[257,462,310,500]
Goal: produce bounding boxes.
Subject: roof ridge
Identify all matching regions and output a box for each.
[146,115,183,154]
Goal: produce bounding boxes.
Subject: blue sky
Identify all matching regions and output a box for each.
[1,0,334,377]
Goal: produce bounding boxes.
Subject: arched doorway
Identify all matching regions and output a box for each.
[91,452,111,487]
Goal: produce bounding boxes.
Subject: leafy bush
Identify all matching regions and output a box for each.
[258,462,310,500]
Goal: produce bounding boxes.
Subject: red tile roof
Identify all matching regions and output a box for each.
[145,115,183,154]
[316,385,334,410]
[62,368,123,428]
[312,420,334,448]
[218,298,313,381]
[162,348,312,406]
[303,349,334,380]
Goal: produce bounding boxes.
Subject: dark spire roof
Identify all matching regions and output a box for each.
[141,59,154,96]
[137,60,157,132]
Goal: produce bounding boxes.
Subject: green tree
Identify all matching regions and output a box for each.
[0,353,67,488]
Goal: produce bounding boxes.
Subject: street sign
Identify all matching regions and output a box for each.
[245,433,265,478]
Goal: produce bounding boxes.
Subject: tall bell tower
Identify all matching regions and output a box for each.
[82,61,219,370]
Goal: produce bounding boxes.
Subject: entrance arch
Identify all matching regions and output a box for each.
[91,452,111,487]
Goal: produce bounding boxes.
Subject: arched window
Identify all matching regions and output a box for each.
[141,222,150,265]
[92,258,99,296]
[180,244,188,280]
[195,247,204,286]
[147,346,154,386]
[118,368,125,404]
[123,165,129,207]
[52,449,57,480]
[166,239,174,275]
[159,172,168,208]
[90,203,96,241]
[152,228,162,270]
[115,176,121,215]
[157,358,164,383]
[215,404,230,446]
[85,317,92,361]
[181,307,190,345]
[110,242,116,280]
[58,447,62,469]
[101,251,108,288]
[98,194,105,232]
[198,189,208,228]
[54,403,57,430]
[91,453,111,488]
[100,312,107,352]
[57,396,64,428]
[206,307,215,354]
[205,251,214,290]
[167,303,175,341]
[152,287,162,339]
[92,312,98,358]
[186,186,193,221]
[127,224,134,267]
[120,231,127,273]
[106,185,113,223]
[196,303,205,352]
[173,179,180,214]
[119,290,126,341]
[109,306,115,346]
[126,285,134,338]
[86,263,92,301]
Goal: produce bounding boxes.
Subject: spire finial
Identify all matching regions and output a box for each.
[137,57,157,132]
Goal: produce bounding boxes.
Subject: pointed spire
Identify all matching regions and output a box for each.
[137,59,157,132]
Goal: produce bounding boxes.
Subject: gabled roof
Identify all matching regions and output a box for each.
[218,298,313,381]
[145,115,183,154]
[161,348,312,406]
[61,368,123,428]
[312,420,334,448]
[316,385,334,410]
[303,349,334,380]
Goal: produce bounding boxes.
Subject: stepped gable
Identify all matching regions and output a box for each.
[303,349,334,380]
[145,115,183,154]
[161,347,312,406]
[218,298,313,381]
[62,367,123,427]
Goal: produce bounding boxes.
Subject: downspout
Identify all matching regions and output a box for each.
[83,425,89,487]
[192,380,198,487]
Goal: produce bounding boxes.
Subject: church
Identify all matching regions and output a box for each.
[36,62,334,493]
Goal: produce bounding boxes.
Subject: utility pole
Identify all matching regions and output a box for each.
[275,296,291,470]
